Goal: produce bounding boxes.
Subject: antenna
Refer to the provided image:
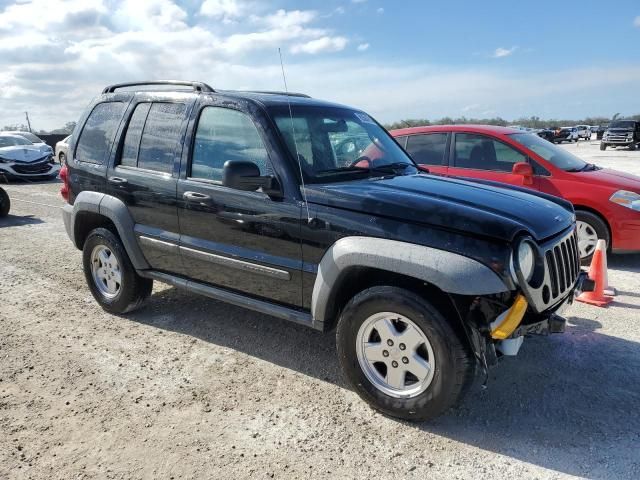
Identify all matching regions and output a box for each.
[278,48,311,222]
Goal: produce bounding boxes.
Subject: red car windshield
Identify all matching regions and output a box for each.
[510,133,587,172]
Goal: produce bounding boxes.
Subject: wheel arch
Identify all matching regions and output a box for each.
[573,205,612,245]
[66,191,150,270]
[311,237,509,331]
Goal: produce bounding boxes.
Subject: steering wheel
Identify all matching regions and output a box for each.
[348,155,372,169]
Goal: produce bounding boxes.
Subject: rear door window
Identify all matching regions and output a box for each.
[453,133,526,171]
[120,103,151,168]
[405,133,448,166]
[137,103,186,173]
[76,102,126,164]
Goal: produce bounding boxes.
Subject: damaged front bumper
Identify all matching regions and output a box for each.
[457,269,592,376]
[492,270,592,344]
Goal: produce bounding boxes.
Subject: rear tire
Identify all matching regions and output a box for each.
[0,188,10,217]
[336,286,474,421]
[600,143,606,151]
[82,228,153,314]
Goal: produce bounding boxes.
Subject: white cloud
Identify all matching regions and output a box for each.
[261,9,317,28]
[291,36,348,55]
[113,0,188,31]
[634,16,640,27]
[352,0,367,3]
[200,0,243,19]
[377,7,384,14]
[357,43,370,51]
[492,46,518,58]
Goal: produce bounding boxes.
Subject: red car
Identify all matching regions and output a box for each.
[390,125,640,262]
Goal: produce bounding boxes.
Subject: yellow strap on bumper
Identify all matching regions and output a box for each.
[491,294,528,340]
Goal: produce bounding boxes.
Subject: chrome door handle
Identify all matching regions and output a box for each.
[183,191,211,202]
[108,176,128,184]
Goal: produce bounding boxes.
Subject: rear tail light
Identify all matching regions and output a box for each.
[60,165,69,202]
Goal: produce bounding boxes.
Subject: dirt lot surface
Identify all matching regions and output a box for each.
[1,140,639,479]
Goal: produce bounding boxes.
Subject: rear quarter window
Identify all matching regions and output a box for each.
[75,102,126,164]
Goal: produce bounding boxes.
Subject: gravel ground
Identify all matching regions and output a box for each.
[1,140,639,479]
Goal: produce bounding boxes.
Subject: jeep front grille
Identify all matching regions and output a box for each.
[520,227,580,314]
[544,229,579,301]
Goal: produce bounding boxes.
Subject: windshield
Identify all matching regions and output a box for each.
[609,120,635,129]
[270,106,416,183]
[11,132,42,143]
[0,135,32,147]
[510,133,587,171]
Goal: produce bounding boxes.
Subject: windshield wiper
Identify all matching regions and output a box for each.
[317,162,413,176]
[566,163,598,172]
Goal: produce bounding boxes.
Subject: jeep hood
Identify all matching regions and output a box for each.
[306,174,574,242]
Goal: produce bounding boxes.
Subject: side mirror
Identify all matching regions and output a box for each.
[512,162,534,185]
[222,160,282,198]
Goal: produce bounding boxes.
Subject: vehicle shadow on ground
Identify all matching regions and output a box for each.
[126,289,640,478]
[0,178,60,185]
[0,214,44,227]
[609,253,640,273]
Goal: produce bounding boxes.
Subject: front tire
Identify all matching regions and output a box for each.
[336,286,474,421]
[59,152,66,166]
[576,210,609,264]
[0,188,10,217]
[629,143,636,151]
[600,143,606,150]
[82,228,153,314]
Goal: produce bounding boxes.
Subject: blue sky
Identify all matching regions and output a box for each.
[0,0,639,130]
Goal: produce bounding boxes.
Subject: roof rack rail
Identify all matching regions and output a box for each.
[242,90,311,98]
[102,80,215,94]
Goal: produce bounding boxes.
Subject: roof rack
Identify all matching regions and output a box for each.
[242,90,311,98]
[102,80,215,94]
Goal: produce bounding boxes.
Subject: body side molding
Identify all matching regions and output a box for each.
[180,246,291,281]
[311,236,509,325]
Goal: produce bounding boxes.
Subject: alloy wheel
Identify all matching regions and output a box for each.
[356,312,435,398]
[90,245,122,298]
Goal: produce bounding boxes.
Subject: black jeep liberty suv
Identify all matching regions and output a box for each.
[61,81,585,420]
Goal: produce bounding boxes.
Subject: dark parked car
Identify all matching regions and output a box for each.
[601,120,640,150]
[61,81,586,421]
[0,187,9,217]
[536,128,555,142]
[596,125,608,140]
[552,127,578,143]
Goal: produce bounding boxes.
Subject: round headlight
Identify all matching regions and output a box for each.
[517,241,535,282]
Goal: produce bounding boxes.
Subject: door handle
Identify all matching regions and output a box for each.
[108,176,128,185]
[183,191,211,203]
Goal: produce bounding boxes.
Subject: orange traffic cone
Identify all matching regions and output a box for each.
[601,243,617,297]
[576,239,613,307]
